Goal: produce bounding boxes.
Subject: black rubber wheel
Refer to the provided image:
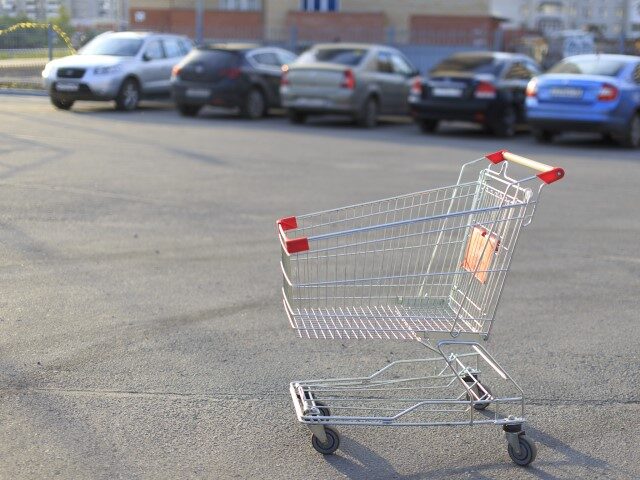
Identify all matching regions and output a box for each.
[356,96,378,129]
[115,78,140,111]
[50,96,74,110]
[313,401,331,417]
[616,113,640,148]
[491,105,516,137]
[508,434,537,466]
[177,104,202,117]
[532,128,554,144]
[311,427,340,455]
[241,88,266,119]
[287,109,307,124]
[419,119,438,133]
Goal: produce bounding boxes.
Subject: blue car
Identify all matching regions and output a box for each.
[526,54,640,147]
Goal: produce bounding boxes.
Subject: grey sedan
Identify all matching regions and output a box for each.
[280,43,419,128]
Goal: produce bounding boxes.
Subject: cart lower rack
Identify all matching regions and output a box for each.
[277,150,564,466]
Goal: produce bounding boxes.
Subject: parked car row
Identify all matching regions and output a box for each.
[42,31,640,148]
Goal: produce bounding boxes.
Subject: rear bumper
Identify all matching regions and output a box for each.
[526,110,627,134]
[409,98,503,123]
[172,82,244,108]
[280,87,357,114]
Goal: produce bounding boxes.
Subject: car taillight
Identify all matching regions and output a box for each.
[598,83,618,101]
[221,67,241,79]
[171,64,182,78]
[341,69,355,89]
[474,81,497,99]
[410,77,422,96]
[281,70,289,86]
[526,78,537,97]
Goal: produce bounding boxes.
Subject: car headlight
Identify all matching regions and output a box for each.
[42,63,54,78]
[94,65,122,75]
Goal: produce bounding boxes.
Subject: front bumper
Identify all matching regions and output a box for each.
[44,72,124,101]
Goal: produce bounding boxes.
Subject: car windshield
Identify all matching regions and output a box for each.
[548,57,626,76]
[297,48,367,66]
[80,36,144,56]
[430,55,500,76]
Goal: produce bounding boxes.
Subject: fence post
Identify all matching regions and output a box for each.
[47,23,53,61]
[289,25,297,52]
[195,0,204,44]
[386,26,395,45]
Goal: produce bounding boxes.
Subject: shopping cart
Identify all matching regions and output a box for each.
[277,150,564,466]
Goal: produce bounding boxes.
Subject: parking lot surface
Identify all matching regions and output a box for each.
[0,95,638,479]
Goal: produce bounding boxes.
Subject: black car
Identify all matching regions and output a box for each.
[171,43,297,118]
[409,52,541,136]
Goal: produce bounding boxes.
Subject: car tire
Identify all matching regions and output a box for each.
[115,78,140,112]
[178,104,202,117]
[532,128,555,144]
[418,119,438,134]
[287,109,307,124]
[50,96,74,110]
[356,96,378,129]
[616,113,640,149]
[241,88,266,119]
[491,105,516,137]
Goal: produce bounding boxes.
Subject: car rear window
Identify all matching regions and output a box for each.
[548,57,626,76]
[430,55,500,76]
[188,48,240,68]
[297,48,367,66]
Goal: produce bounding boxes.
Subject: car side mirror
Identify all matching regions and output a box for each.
[142,53,151,62]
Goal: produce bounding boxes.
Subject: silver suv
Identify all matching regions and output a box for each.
[42,31,192,111]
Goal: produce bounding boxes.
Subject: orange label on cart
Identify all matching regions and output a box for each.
[461,226,500,283]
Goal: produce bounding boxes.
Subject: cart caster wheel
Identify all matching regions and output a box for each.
[473,384,492,411]
[314,401,331,417]
[507,434,537,466]
[311,427,340,455]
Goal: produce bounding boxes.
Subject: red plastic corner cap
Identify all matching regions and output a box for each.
[537,167,565,184]
[277,216,298,231]
[485,150,507,164]
[286,237,309,254]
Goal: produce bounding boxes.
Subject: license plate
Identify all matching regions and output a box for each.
[432,87,463,98]
[550,87,583,98]
[294,97,327,108]
[186,88,210,98]
[55,82,79,92]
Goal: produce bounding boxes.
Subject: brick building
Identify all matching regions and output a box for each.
[127,0,505,47]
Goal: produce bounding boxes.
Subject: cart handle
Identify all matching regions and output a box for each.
[485,150,564,184]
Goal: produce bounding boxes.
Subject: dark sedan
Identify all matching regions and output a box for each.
[170,43,296,118]
[409,52,541,136]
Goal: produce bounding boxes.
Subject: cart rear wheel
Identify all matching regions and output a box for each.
[314,401,331,417]
[311,427,340,455]
[464,375,492,410]
[507,434,537,466]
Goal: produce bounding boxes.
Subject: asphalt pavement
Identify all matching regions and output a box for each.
[0,95,638,479]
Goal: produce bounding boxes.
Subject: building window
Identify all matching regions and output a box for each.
[538,2,563,15]
[219,0,262,11]
[300,0,339,12]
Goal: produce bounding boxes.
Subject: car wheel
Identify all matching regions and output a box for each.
[616,113,640,148]
[356,96,378,129]
[50,96,74,110]
[491,105,516,137]
[418,119,438,133]
[532,128,555,144]
[241,88,266,119]
[178,104,202,117]
[287,109,307,124]
[115,78,140,112]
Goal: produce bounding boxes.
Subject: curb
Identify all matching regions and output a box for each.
[0,88,47,96]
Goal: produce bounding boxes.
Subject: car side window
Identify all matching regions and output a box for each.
[179,40,192,55]
[163,39,183,58]
[144,40,164,61]
[277,50,297,66]
[251,51,281,68]
[377,51,393,73]
[504,62,534,80]
[391,54,414,76]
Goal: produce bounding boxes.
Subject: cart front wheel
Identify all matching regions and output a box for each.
[314,401,331,417]
[311,427,340,455]
[507,434,537,466]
